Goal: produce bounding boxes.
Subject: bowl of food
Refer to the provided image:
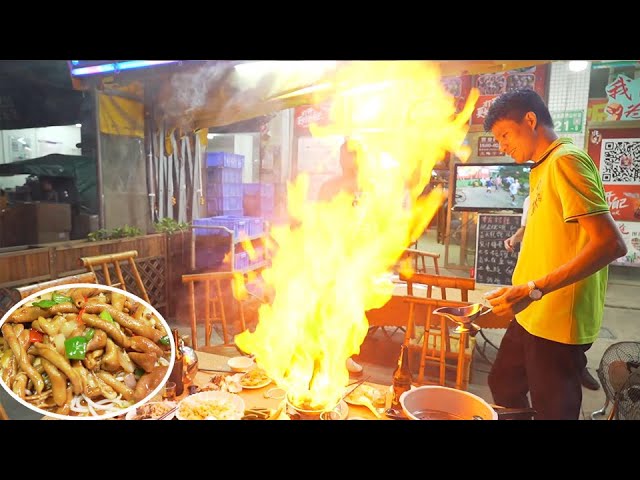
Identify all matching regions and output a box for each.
[0,283,175,420]
[176,390,245,420]
[227,356,255,372]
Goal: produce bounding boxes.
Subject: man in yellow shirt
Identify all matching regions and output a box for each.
[483,89,626,419]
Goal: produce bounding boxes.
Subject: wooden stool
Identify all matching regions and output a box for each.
[181,271,246,350]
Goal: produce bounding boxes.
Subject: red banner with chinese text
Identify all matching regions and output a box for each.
[471,64,549,126]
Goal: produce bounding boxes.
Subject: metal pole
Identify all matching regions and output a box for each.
[94,87,106,229]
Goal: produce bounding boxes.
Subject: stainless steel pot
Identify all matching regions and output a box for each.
[400,385,535,420]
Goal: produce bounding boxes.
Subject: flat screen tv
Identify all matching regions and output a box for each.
[451,162,532,213]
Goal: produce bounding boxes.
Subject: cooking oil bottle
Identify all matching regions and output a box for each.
[392,344,412,408]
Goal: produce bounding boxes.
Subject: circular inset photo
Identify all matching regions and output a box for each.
[0,283,175,420]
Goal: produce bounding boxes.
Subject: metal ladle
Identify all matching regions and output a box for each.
[432,303,493,337]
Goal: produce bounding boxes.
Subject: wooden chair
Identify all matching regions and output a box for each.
[181,271,247,351]
[399,271,475,301]
[80,251,150,303]
[403,295,475,390]
[400,273,478,390]
[14,272,98,300]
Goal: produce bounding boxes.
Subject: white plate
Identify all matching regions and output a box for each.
[344,384,386,408]
[241,378,272,389]
[176,391,245,420]
[240,370,272,389]
[125,401,177,420]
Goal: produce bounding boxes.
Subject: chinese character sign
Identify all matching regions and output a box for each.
[605,75,640,121]
[614,220,640,266]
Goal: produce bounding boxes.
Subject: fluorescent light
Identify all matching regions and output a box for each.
[75,123,82,128]
[207,133,215,139]
[71,60,180,77]
[568,61,589,72]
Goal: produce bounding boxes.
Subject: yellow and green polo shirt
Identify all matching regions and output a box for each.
[513,138,610,345]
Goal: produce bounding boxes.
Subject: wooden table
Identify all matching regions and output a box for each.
[188,350,390,420]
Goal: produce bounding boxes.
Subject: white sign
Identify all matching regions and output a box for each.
[614,221,640,267]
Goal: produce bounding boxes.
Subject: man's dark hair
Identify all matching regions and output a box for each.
[483,88,554,132]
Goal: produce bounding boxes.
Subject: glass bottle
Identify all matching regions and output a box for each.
[392,344,412,408]
[168,328,184,396]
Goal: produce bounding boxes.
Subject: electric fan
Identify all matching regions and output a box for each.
[591,341,640,420]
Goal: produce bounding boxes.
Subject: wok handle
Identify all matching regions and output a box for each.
[491,404,537,420]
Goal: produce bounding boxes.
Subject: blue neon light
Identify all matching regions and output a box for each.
[70,60,180,77]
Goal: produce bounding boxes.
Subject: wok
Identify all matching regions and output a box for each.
[400,385,535,420]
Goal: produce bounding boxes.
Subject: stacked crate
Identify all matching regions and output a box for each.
[206,152,244,217]
[192,216,250,271]
[242,183,275,218]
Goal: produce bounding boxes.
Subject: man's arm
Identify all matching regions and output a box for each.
[487,212,626,317]
[504,226,525,252]
[534,212,626,294]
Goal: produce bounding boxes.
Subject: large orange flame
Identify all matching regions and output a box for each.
[236,61,477,411]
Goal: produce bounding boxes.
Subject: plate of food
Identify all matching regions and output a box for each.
[344,384,386,408]
[0,283,175,420]
[176,390,245,420]
[240,368,272,389]
[125,401,177,420]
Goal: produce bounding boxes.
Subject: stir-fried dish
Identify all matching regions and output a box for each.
[0,287,172,417]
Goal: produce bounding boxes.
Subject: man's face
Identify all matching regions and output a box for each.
[491,117,536,164]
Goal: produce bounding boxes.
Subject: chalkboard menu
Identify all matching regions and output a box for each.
[475,214,522,285]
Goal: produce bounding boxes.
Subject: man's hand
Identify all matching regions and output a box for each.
[484,283,533,318]
[504,235,517,252]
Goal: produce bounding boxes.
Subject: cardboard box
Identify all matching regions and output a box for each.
[34,231,71,244]
[14,202,72,232]
[10,202,72,244]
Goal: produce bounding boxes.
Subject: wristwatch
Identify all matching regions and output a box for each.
[527,281,543,300]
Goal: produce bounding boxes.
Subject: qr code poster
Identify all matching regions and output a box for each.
[599,138,640,184]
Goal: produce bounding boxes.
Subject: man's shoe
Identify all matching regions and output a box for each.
[581,368,600,391]
[346,357,363,374]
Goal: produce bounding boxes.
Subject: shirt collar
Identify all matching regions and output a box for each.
[531,137,573,169]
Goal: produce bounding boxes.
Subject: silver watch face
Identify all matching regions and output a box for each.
[529,289,542,300]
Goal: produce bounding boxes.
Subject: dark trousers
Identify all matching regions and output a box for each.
[488,320,590,420]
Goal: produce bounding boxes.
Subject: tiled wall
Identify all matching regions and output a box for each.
[547,61,592,149]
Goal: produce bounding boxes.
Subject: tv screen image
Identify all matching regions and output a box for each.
[452,163,531,212]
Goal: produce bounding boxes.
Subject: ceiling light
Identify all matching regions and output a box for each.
[568,61,589,72]
[207,133,215,139]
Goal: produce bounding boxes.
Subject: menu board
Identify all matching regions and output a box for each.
[475,214,522,285]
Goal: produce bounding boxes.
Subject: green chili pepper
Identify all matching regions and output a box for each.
[134,367,145,379]
[52,293,73,304]
[99,310,114,323]
[84,328,95,341]
[158,335,170,346]
[64,336,89,360]
[32,300,57,308]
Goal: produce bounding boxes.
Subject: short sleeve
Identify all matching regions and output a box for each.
[551,152,609,222]
[521,196,530,227]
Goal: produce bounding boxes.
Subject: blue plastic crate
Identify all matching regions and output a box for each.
[207,168,243,185]
[243,183,261,196]
[234,251,249,271]
[207,196,243,215]
[260,183,275,198]
[209,215,249,239]
[206,152,244,169]
[207,183,243,197]
[224,215,264,237]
